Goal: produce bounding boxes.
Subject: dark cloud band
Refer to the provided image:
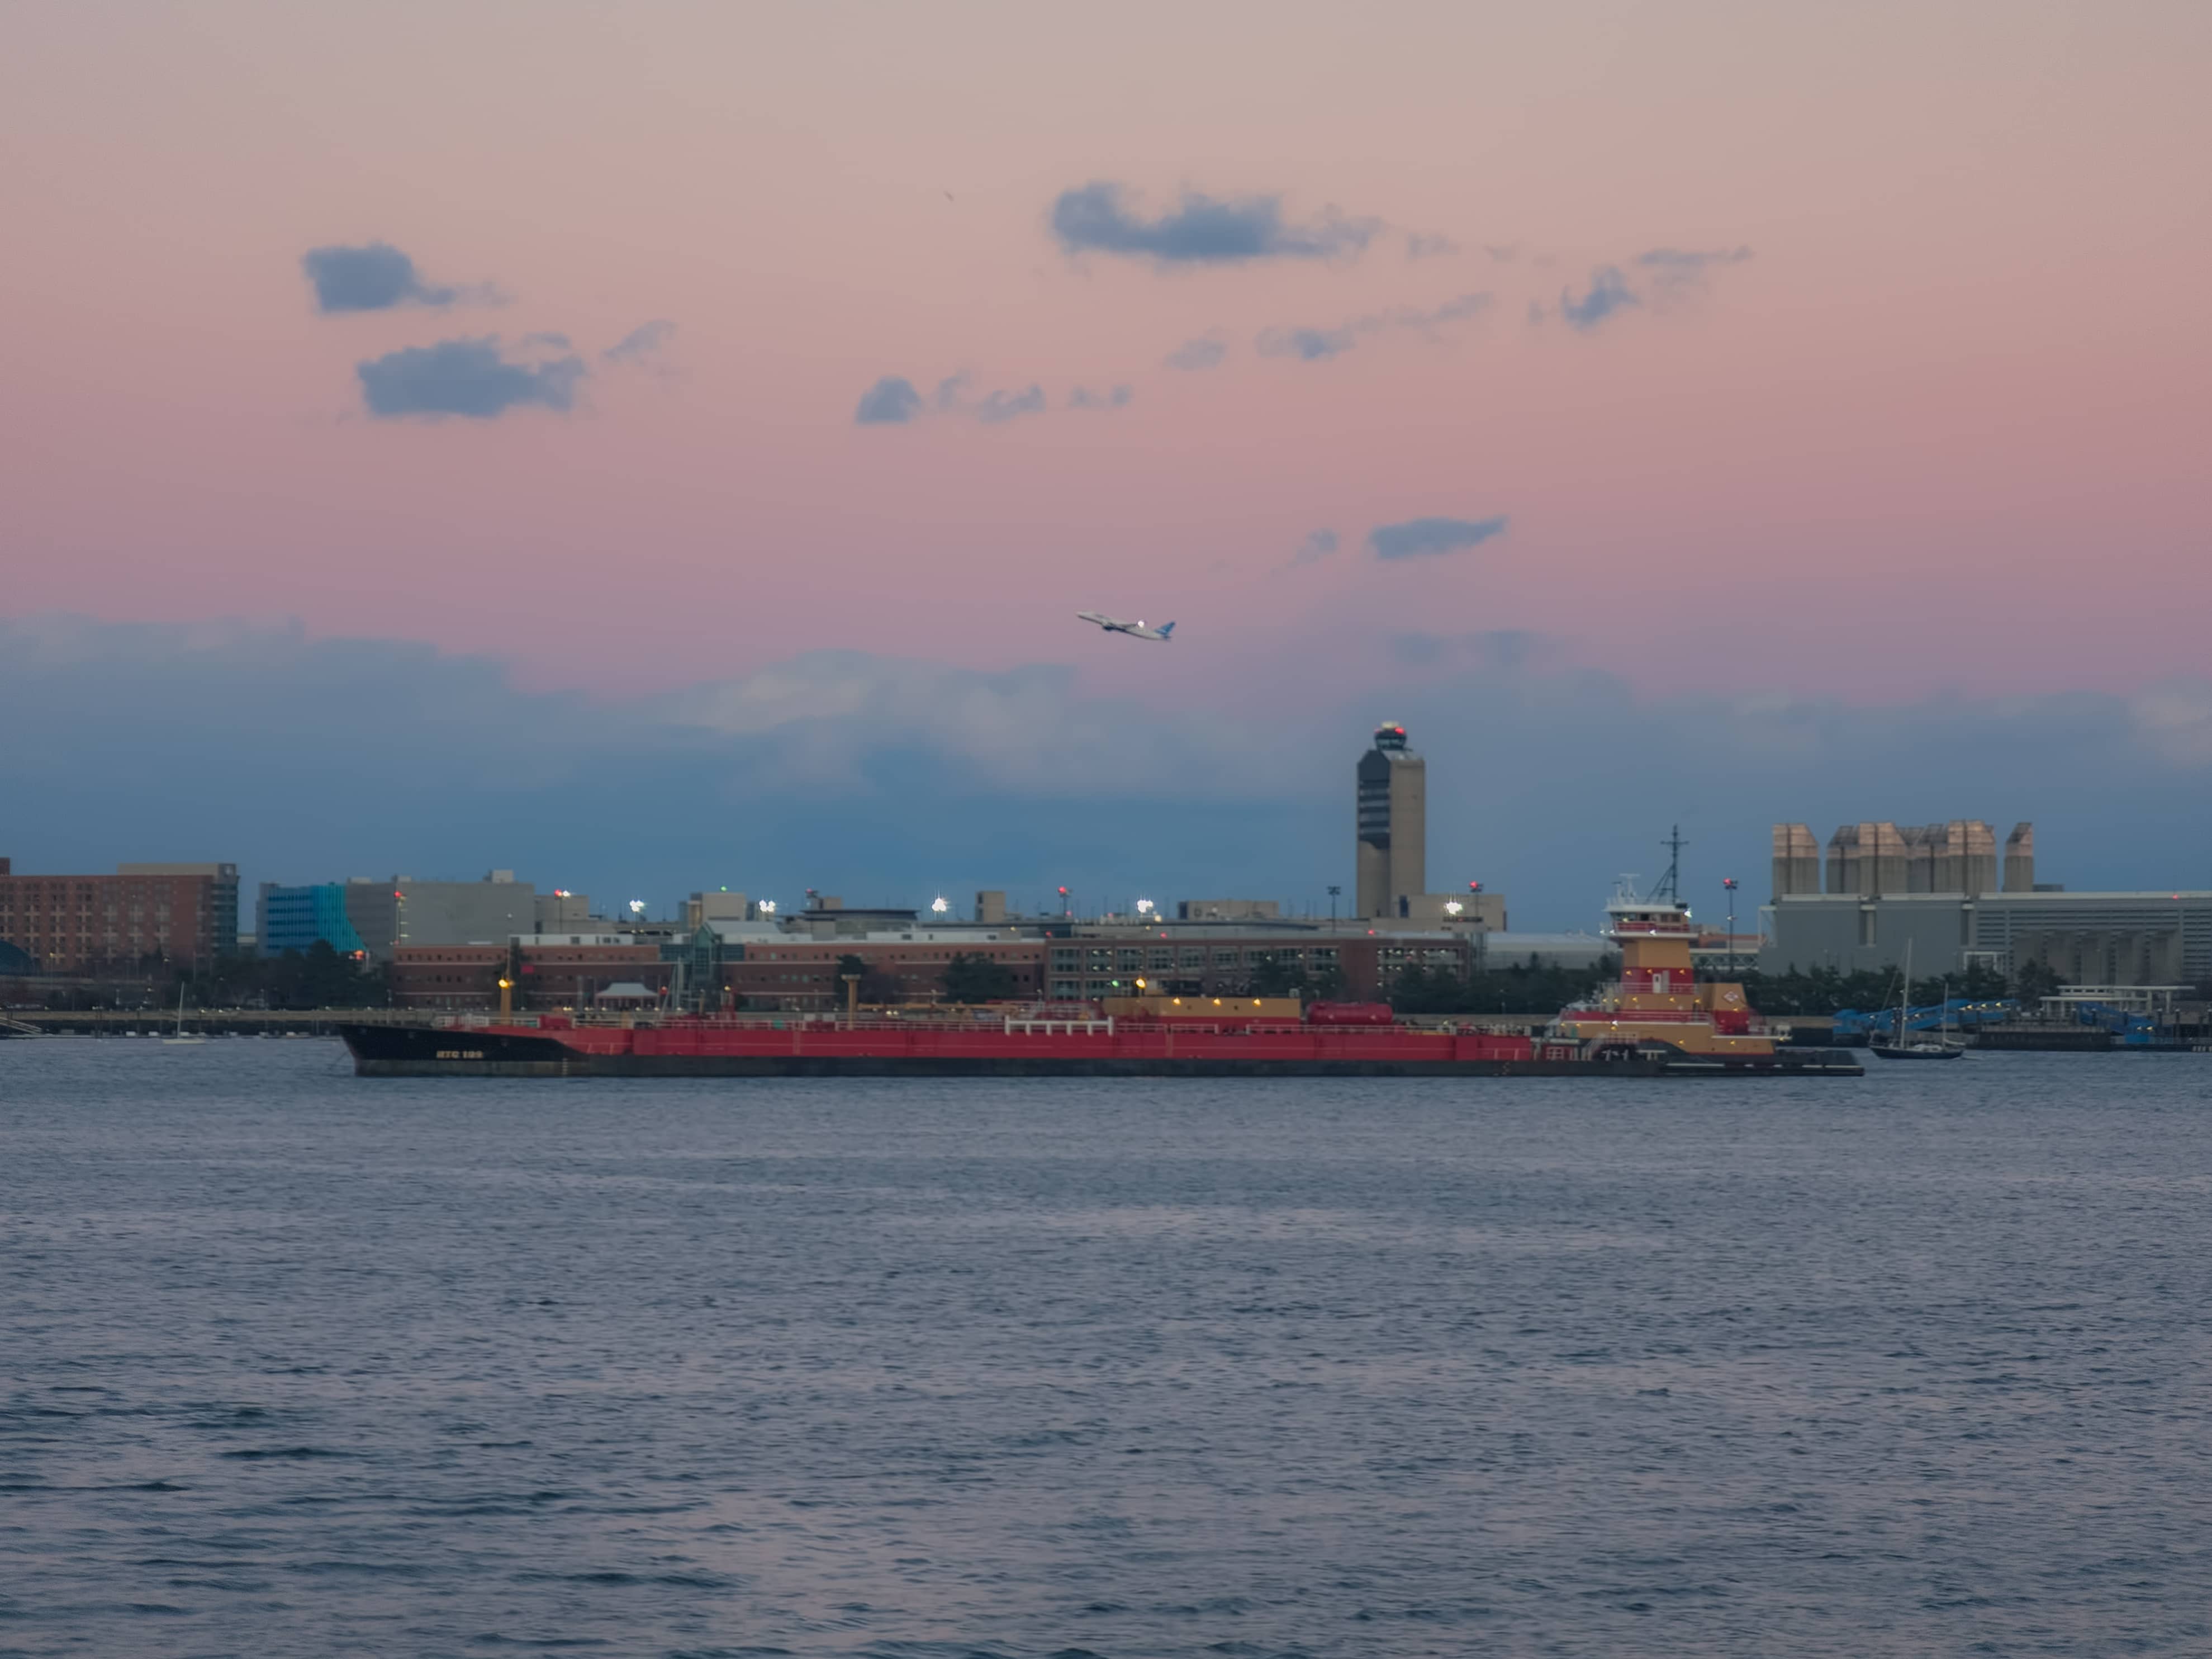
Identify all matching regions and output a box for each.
[855,377,923,424]
[1368,515,1510,560]
[356,337,583,419]
[1050,182,1378,264]
[302,242,459,313]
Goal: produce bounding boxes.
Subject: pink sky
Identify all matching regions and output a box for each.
[4,0,2208,713]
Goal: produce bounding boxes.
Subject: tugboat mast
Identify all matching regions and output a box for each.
[1653,824,1688,903]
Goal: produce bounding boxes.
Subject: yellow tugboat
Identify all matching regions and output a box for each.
[1549,884,1784,1061]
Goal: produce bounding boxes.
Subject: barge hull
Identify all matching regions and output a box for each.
[339,1023,1863,1079]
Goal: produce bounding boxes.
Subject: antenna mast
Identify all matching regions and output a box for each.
[1653,824,1688,902]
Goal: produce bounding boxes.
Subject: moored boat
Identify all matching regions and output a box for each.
[1869,945,1967,1060]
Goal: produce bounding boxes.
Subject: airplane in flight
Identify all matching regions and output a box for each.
[1077,611,1176,642]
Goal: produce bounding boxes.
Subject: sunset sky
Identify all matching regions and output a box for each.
[4,1,2209,921]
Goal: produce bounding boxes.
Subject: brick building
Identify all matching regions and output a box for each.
[724,936,1046,1009]
[388,945,673,1009]
[1047,930,1468,1003]
[0,857,239,972]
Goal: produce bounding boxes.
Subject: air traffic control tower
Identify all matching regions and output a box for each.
[1356,723,1427,919]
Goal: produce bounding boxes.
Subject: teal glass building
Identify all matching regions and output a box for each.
[257,883,367,957]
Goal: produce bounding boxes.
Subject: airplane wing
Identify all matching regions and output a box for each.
[1077,612,1172,638]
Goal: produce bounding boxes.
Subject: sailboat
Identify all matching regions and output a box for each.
[1870,942,1964,1060]
[162,982,207,1046]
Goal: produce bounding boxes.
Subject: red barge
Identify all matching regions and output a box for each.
[340,893,1860,1078]
[339,1010,1858,1078]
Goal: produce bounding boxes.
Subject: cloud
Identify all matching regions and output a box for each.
[1406,232,1460,260]
[1257,292,1490,362]
[1257,324,1359,362]
[1389,628,1547,669]
[0,615,1304,920]
[855,376,923,425]
[1406,292,1490,330]
[1049,182,1378,264]
[11,612,2212,932]
[975,386,1046,424]
[301,242,462,313]
[603,319,675,363]
[1164,334,1227,371]
[656,651,1283,797]
[2129,682,2212,766]
[1537,249,1747,331]
[1557,266,1639,331]
[861,375,1085,426]
[1367,515,1510,560]
[1290,529,1339,566]
[1637,245,1754,292]
[355,336,585,420]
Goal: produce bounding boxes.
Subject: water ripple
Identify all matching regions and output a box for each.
[3,1042,2210,1656]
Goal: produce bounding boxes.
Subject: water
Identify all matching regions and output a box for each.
[4,1042,2211,1658]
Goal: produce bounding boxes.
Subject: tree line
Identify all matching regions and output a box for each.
[1390,955,2069,1018]
[26,942,389,1009]
[1734,958,2058,1015]
[177,943,390,1009]
[63,944,2077,1018]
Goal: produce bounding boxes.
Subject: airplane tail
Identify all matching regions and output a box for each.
[1160,621,1175,638]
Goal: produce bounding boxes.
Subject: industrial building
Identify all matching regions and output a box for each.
[1762,889,2212,984]
[0,857,238,971]
[1469,933,1612,972]
[1178,898,1281,921]
[1772,819,2035,898]
[1764,819,2212,983]
[335,872,539,959]
[1764,888,2212,987]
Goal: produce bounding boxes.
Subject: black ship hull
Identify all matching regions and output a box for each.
[338,1023,1864,1080]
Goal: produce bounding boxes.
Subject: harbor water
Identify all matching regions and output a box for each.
[3,1040,2210,1657]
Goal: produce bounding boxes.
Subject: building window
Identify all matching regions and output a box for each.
[1050,979,1081,1000]
[1214,948,1239,968]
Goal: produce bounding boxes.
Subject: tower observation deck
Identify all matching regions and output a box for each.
[1355,723,1427,919]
